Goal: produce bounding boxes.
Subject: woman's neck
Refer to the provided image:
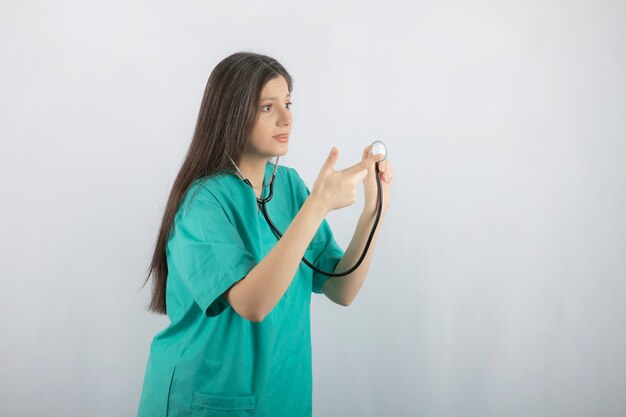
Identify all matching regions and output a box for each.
[236,154,270,191]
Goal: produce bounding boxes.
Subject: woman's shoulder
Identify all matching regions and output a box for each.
[275,163,304,184]
[275,164,297,180]
[281,164,309,189]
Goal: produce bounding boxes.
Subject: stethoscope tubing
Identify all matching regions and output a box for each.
[256,162,383,277]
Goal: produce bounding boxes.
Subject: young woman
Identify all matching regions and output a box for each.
[137,51,394,417]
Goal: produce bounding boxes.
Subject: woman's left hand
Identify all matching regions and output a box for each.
[361,144,394,215]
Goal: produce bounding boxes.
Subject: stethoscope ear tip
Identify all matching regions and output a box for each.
[370,140,387,161]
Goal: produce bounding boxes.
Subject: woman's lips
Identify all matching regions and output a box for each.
[273,134,289,142]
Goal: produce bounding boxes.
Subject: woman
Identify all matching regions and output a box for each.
[137,51,394,417]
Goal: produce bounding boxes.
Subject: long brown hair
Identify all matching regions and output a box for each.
[142,52,293,314]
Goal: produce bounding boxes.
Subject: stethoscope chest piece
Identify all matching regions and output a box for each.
[370,140,387,161]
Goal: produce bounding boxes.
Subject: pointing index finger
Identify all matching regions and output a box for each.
[345,151,384,175]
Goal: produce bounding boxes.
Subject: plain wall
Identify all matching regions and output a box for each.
[1,1,625,416]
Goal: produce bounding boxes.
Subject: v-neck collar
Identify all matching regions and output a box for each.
[255,162,276,213]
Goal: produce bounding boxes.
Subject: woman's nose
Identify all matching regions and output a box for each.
[277,106,291,126]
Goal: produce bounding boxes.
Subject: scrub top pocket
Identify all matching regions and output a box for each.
[191,392,256,417]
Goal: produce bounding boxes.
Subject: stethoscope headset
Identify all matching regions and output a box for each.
[229,140,388,278]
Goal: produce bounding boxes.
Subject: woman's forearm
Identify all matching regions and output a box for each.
[323,208,387,306]
[225,196,328,322]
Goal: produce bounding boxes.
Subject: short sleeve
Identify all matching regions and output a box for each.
[167,183,257,317]
[287,168,345,294]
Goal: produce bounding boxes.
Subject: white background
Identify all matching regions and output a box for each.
[1,1,625,416]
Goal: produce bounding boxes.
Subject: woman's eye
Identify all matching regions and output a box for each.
[261,102,292,112]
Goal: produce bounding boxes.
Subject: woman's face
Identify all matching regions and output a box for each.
[246,76,292,159]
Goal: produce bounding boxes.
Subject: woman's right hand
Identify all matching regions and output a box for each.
[309,146,385,214]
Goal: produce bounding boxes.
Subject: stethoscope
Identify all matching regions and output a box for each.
[229,140,387,277]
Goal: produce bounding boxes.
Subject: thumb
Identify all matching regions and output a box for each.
[322,146,339,172]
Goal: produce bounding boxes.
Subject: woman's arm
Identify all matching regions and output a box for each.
[321,208,387,306]
[323,144,393,306]
[225,196,327,322]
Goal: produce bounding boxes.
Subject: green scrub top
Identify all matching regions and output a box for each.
[137,161,345,417]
